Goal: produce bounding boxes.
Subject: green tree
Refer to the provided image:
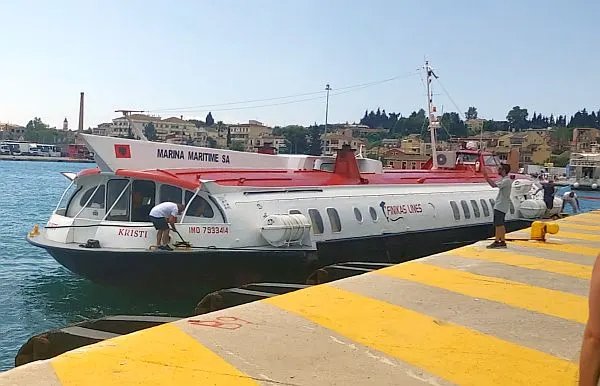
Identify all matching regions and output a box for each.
[465,107,478,120]
[205,112,214,126]
[188,119,205,128]
[278,125,308,154]
[230,141,245,151]
[23,117,66,143]
[207,136,217,148]
[506,106,529,131]
[551,126,573,154]
[308,124,322,155]
[550,154,570,167]
[482,120,509,132]
[440,112,467,139]
[143,122,158,141]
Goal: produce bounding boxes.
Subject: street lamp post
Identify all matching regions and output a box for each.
[324,84,331,155]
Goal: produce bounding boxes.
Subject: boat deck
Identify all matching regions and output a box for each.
[3,211,600,385]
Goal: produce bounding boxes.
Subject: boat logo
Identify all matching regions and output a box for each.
[380,201,402,222]
[380,201,424,222]
[114,144,131,159]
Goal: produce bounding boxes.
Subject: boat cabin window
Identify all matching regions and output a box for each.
[327,208,342,233]
[160,184,183,204]
[308,209,324,234]
[470,200,480,218]
[184,192,214,218]
[289,209,302,215]
[318,163,334,172]
[106,179,130,222]
[450,201,460,220]
[460,200,471,219]
[353,207,363,223]
[509,201,515,215]
[483,155,502,167]
[369,206,378,222]
[58,183,80,216]
[79,185,105,208]
[489,199,495,209]
[132,180,155,222]
[480,199,490,217]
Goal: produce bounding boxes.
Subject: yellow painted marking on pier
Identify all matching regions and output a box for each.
[578,211,600,217]
[560,216,600,225]
[377,262,587,323]
[52,323,258,386]
[555,222,600,232]
[448,247,592,278]
[510,240,600,257]
[265,285,578,386]
[551,230,600,242]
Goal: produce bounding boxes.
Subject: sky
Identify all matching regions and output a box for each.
[1,0,599,130]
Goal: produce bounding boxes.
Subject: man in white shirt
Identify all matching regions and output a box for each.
[483,163,513,249]
[149,202,185,251]
[562,191,580,213]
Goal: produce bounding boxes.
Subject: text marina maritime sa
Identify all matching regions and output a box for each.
[26,65,553,290]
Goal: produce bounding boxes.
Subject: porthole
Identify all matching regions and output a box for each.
[353,207,363,222]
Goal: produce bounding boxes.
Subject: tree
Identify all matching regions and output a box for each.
[188,119,205,128]
[439,112,467,139]
[550,154,570,167]
[482,120,509,132]
[465,107,478,120]
[226,127,231,147]
[143,122,158,141]
[24,117,63,143]
[205,112,214,126]
[230,141,245,151]
[308,124,322,155]
[506,106,529,131]
[278,125,309,154]
[551,126,573,154]
[206,136,217,148]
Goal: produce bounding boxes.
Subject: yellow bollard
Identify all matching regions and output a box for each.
[530,221,559,241]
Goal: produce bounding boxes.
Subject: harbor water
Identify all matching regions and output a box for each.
[0,161,599,372]
[0,161,193,371]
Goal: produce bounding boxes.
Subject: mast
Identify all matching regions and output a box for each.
[115,109,148,141]
[425,60,440,169]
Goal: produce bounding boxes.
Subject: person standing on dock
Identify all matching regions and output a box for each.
[149,202,185,251]
[562,191,580,213]
[579,252,600,385]
[534,178,555,210]
[483,163,512,249]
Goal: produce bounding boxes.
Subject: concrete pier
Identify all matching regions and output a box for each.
[2,211,599,385]
[0,155,93,163]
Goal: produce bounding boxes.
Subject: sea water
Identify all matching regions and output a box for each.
[0,161,193,371]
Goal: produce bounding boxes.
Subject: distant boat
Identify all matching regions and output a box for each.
[567,143,600,190]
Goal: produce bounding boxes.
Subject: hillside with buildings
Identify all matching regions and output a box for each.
[3,105,600,169]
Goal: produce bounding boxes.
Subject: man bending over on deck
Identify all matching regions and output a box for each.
[483,163,512,249]
[149,202,184,251]
[579,252,600,385]
[562,191,580,213]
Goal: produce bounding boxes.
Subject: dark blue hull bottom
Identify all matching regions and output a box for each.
[31,220,531,292]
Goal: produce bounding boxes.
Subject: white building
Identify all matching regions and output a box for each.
[107,114,207,146]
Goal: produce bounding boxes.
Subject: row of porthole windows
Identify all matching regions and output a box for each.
[290,205,383,235]
[450,198,514,221]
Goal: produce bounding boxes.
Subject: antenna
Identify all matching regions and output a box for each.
[115,109,148,141]
[425,60,440,169]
